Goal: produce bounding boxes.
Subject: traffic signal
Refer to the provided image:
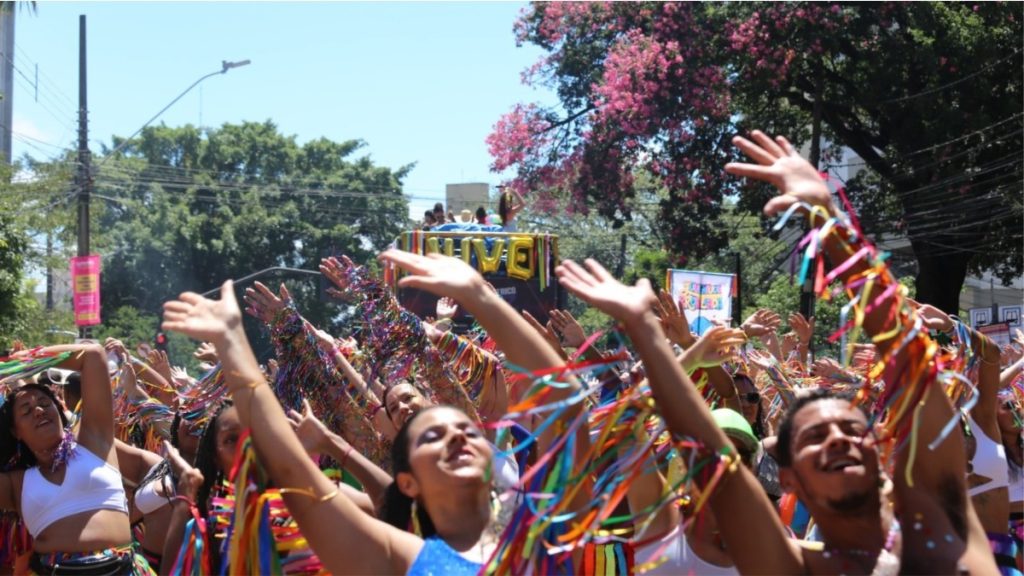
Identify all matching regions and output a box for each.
[155,332,168,352]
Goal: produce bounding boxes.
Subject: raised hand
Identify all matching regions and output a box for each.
[789,312,814,345]
[193,342,219,363]
[243,281,291,323]
[913,303,954,333]
[378,250,487,303]
[811,357,845,379]
[146,349,174,383]
[266,358,280,382]
[555,259,656,324]
[436,296,459,320]
[741,309,781,339]
[162,281,243,345]
[319,256,359,301]
[725,130,837,218]
[680,326,746,371]
[549,309,588,348]
[522,311,567,360]
[653,290,695,348]
[169,365,193,388]
[286,398,333,457]
[163,440,204,502]
[104,338,129,363]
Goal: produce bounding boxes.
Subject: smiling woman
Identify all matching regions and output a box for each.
[0,344,153,575]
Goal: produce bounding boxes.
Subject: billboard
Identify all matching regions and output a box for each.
[666,269,736,335]
[71,255,101,326]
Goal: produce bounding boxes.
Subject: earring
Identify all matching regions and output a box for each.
[410,499,422,537]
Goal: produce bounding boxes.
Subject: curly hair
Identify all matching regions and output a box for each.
[0,384,71,470]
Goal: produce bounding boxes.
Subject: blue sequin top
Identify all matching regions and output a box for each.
[407,536,483,576]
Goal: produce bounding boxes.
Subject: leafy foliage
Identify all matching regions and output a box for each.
[94,121,411,333]
[490,2,1022,312]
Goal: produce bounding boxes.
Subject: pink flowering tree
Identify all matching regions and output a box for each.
[488,2,1022,313]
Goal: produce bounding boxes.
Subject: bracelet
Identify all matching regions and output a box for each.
[280,486,341,504]
[229,380,267,394]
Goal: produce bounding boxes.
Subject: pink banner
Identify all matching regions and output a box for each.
[71,255,101,327]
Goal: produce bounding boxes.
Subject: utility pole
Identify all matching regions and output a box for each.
[76,15,91,339]
[0,5,13,166]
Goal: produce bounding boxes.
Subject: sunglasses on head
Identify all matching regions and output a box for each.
[742,392,761,403]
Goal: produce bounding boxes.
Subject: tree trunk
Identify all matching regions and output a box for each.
[911,241,971,315]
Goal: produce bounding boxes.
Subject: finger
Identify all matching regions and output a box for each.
[558,260,598,287]
[302,398,313,417]
[776,135,798,156]
[729,134,777,166]
[380,249,430,275]
[280,284,292,302]
[163,300,193,314]
[254,281,277,301]
[725,162,780,184]
[747,130,785,158]
[287,408,302,421]
[583,258,614,282]
[521,311,544,332]
[163,441,189,473]
[763,195,799,217]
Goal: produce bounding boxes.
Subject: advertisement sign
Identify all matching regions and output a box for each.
[71,255,101,326]
[666,269,736,335]
[977,322,1012,347]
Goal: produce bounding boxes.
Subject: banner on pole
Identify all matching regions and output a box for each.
[666,269,735,335]
[71,255,101,326]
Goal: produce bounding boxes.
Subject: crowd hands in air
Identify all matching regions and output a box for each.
[0,131,1021,575]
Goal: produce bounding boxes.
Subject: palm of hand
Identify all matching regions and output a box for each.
[436,297,458,319]
[556,259,655,322]
[164,289,241,344]
[773,156,832,210]
[383,250,484,301]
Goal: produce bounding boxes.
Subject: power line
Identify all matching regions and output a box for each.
[873,49,1022,106]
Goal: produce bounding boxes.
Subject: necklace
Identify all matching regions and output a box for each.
[822,518,900,576]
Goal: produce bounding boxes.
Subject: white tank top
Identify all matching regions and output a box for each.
[21,445,128,538]
[634,527,740,576]
[966,414,1010,497]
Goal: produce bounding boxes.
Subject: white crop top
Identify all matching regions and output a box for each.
[21,444,129,538]
[634,526,740,576]
[966,414,1010,497]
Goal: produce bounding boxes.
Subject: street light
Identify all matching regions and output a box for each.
[98,59,251,165]
[74,59,250,339]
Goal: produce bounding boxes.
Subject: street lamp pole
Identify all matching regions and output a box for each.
[99,59,251,166]
[74,55,249,338]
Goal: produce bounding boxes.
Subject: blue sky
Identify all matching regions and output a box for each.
[10,1,557,219]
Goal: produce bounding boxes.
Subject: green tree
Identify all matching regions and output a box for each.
[92,121,411,334]
[490,2,1023,313]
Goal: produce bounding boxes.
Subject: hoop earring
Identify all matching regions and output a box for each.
[410,499,422,537]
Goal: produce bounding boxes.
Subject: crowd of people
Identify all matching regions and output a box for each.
[421,187,526,234]
[0,130,1021,575]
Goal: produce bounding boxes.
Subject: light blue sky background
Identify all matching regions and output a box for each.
[10,1,558,219]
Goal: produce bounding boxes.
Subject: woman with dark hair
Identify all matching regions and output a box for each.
[159,248,589,574]
[0,344,151,574]
[497,187,526,233]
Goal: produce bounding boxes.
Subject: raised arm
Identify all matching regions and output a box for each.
[45,344,115,460]
[379,250,593,520]
[554,259,801,574]
[724,131,971,518]
[163,281,421,575]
